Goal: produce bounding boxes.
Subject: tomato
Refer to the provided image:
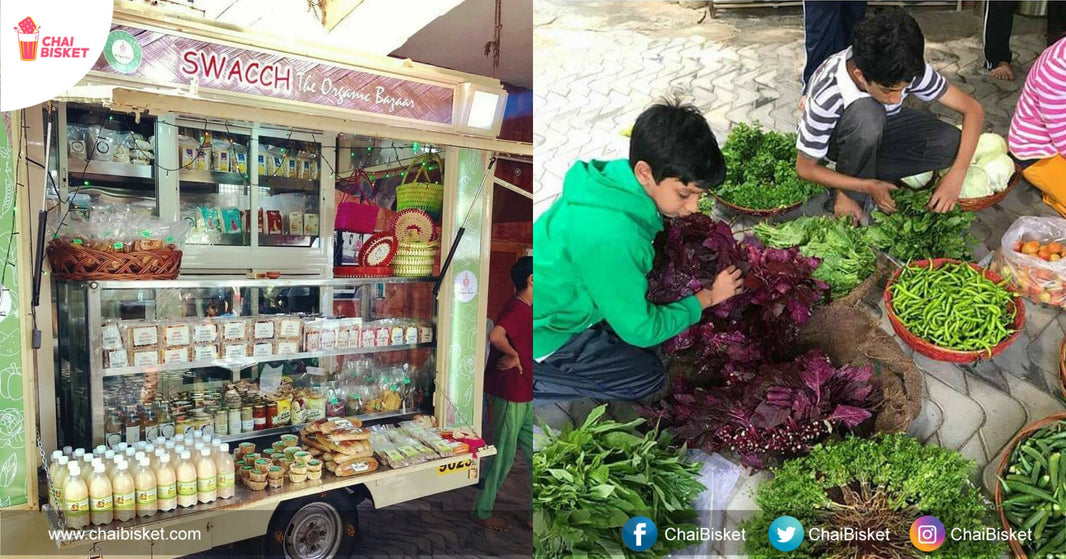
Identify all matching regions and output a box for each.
[1048,242,1064,254]
[1023,241,1041,254]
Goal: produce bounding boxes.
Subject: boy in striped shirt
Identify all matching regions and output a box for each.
[795,8,986,222]
[1009,37,1066,215]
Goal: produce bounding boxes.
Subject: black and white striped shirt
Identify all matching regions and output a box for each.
[797,47,950,160]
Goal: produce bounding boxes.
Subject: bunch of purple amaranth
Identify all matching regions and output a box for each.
[640,350,881,469]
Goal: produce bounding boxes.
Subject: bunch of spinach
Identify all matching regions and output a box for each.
[742,434,1002,559]
[863,189,976,262]
[533,406,704,559]
[716,122,822,210]
[755,216,877,298]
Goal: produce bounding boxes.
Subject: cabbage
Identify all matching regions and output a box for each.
[981,153,1015,192]
[900,171,934,189]
[973,132,1008,164]
[960,165,993,198]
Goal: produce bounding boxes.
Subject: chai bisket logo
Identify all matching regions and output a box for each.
[13,16,91,61]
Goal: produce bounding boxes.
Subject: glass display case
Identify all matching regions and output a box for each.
[54,277,436,448]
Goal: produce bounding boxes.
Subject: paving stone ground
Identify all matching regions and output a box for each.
[534,2,1066,556]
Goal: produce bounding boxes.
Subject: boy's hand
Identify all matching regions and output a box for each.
[834,191,865,224]
[697,265,744,309]
[928,170,962,213]
[497,353,522,373]
[864,180,898,213]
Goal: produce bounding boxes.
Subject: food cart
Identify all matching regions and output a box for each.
[0,3,531,557]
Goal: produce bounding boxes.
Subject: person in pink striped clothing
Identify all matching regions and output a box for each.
[1009,37,1066,215]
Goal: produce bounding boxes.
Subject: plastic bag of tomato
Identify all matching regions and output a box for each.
[995,217,1066,307]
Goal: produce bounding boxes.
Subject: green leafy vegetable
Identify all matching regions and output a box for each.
[864,189,976,262]
[533,406,704,559]
[698,192,715,216]
[716,122,822,210]
[743,434,1003,559]
[755,216,876,297]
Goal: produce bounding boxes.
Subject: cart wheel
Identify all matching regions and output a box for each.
[263,491,358,559]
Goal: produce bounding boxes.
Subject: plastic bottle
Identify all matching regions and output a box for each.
[104,451,117,476]
[111,461,136,522]
[134,457,157,518]
[73,448,85,460]
[89,463,114,526]
[174,434,186,447]
[196,447,217,503]
[63,463,90,529]
[63,446,74,458]
[125,447,137,464]
[80,456,94,484]
[94,445,107,458]
[50,450,63,467]
[154,436,166,447]
[50,456,70,510]
[175,451,197,508]
[165,441,176,462]
[154,454,177,512]
[144,444,156,463]
[115,442,128,454]
[154,448,167,469]
[214,443,235,499]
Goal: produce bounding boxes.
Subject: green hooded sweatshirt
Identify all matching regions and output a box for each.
[533,159,703,359]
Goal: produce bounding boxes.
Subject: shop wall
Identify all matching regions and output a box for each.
[0,114,29,508]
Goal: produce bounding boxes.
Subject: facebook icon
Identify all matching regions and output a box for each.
[622,516,658,552]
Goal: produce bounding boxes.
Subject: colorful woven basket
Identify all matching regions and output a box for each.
[393,240,439,277]
[883,258,1025,363]
[397,153,444,220]
[47,239,182,280]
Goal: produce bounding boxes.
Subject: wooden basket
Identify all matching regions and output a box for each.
[958,166,1023,212]
[883,258,1025,363]
[711,193,802,218]
[47,240,182,280]
[994,412,1066,559]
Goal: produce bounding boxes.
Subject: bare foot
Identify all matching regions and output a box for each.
[990,62,1015,80]
[476,515,511,532]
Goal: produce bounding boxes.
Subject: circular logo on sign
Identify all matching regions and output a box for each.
[455,270,477,303]
[103,30,141,74]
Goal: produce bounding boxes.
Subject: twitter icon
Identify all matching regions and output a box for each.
[768,516,804,552]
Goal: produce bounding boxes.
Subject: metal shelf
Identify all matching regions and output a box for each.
[216,408,422,444]
[261,174,318,191]
[102,343,436,377]
[68,158,155,181]
[66,276,436,290]
[179,169,248,185]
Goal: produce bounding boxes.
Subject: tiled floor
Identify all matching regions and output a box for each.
[533,2,1066,555]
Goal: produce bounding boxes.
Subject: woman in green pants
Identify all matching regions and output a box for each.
[474,257,533,532]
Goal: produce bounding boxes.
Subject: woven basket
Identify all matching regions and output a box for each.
[883,258,1025,363]
[393,241,438,277]
[397,153,444,220]
[47,239,182,280]
[994,412,1066,559]
[711,193,803,218]
[958,166,1023,212]
[1059,336,1066,398]
[333,266,393,278]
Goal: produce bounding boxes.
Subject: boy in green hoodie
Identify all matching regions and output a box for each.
[533,100,744,401]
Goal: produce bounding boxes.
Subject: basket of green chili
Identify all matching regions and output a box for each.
[884,258,1024,363]
[994,413,1066,558]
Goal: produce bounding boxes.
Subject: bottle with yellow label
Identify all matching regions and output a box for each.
[176,450,198,508]
[214,443,235,499]
[63,463,90,529]
[89,463,114,526]
[196,447,217,503]
[112,461,136,522]
[134,457,157,518]
[155,454,177,512]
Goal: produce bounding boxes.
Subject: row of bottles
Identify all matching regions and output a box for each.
[104,402,175,447]
[49,437,235,529]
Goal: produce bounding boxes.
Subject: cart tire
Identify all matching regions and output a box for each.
[263,491,358,559]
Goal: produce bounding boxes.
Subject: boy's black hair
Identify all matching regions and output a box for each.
[511,256,532,291]
[629,99,725,189]
[851,7,926,87]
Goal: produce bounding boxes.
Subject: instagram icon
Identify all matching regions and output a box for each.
[910,516,945,552]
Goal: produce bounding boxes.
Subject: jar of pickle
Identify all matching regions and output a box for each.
[214,410,229,436]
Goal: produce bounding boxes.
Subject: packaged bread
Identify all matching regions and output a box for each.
[131,348,161,367]
[192,343,220,362]
[252,341,274,358]
[305,417,363,434]
[304,321,322,352]
[162,346,191,364]
[405,325,418,345]
[334,320,350,350]
[329,458,379,477]
[331,446,374,462]
[375,326,390,348]
[253,318,276,340]
[361,327,376,348]
[320,321,338,351]
[325,427,372,442]
[222,342,251,360]
[103,348,129,369]
[123,322,160,349]
[192,320,219,344]
[163,323,191,347]
[390,325,404,346]
[220,318,249,341]
[277,316,303,339]
[101,320,124,350]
